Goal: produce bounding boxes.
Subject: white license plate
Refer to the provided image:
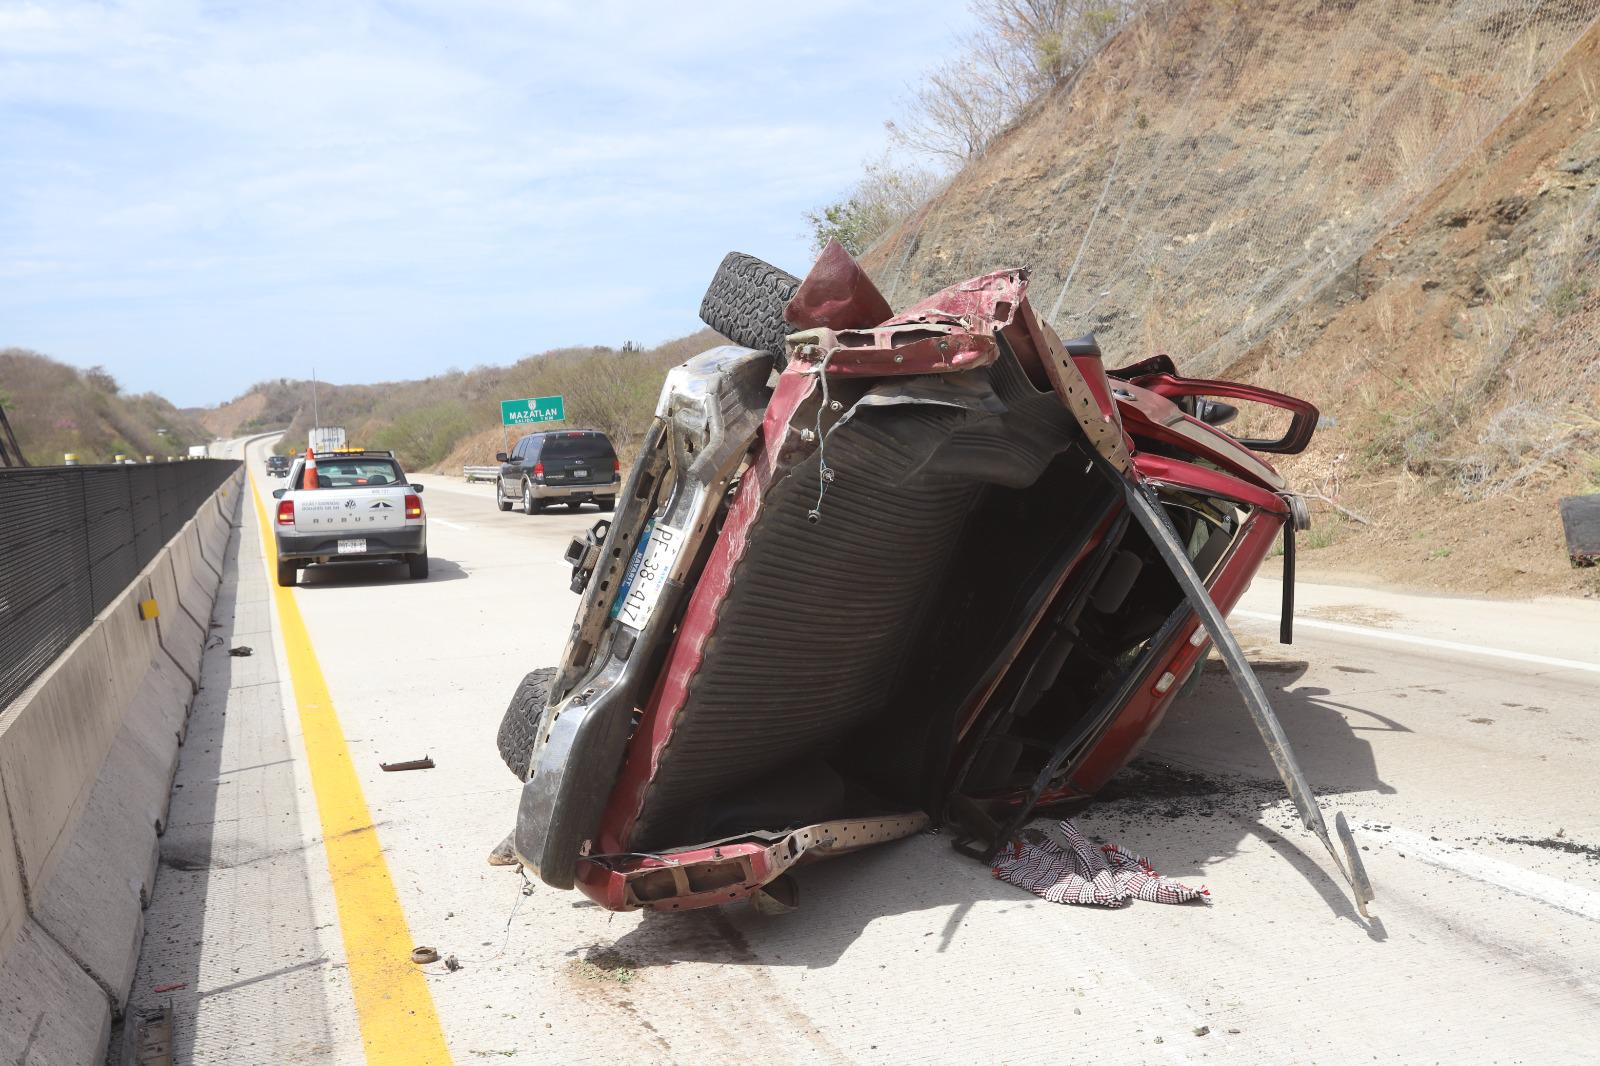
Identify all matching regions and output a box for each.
[573,468,587,478]
[616,523,685,630]
[337,538,367,554]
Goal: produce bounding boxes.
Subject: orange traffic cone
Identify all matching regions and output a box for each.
[304,446,319,489]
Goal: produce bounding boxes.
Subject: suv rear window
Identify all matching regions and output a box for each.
[297,458,404,489]
[540,434,615,462]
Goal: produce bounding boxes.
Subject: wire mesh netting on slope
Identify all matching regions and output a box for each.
[869,0,1600,383]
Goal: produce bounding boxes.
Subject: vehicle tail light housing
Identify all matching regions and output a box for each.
[276,500,295,525]
[533,462,544,477]
[405,494,423,519]
[613,458,621,475]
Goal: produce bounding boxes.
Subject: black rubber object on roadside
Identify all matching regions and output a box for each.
[496,667,557,779]
[697,252,800,368]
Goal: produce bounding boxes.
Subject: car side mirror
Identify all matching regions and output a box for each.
[495,452,509,463]
[1193,398,1238,428]
[411,483,424,493]
[271,488,286,499]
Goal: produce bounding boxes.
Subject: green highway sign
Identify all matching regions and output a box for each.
[500,395,566,427]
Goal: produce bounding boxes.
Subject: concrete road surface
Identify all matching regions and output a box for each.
[128,434,1600,1064]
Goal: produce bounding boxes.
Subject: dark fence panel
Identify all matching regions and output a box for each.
[0,459,239,708]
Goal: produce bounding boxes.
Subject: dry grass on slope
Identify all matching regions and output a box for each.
[0,348,210,464]
[1227,21,1600,598]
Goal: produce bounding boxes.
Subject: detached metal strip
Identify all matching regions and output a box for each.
[1119,478,1374,917]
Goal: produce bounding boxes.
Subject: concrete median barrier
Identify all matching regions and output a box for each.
[0,466,244,1064]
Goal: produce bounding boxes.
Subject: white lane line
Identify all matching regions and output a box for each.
[431,518,472,532]
[1233,610,1600,675]
[1386,829,1600,923]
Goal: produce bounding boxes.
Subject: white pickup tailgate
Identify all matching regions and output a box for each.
[290,485,411,534]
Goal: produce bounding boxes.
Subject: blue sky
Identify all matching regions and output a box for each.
[0,0,966,406]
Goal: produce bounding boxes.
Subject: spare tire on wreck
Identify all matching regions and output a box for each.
[697,251,800,369]
[496,667,557,780]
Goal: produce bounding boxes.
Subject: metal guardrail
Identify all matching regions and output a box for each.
[464,465,499,483]
[0,459,241,708]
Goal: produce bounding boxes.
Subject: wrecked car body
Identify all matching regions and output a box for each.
[500,243,1371,916]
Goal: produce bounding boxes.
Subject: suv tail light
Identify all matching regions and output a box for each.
[613,458,621,474]
[276,500,295,525]
[533,461,544,477]
[405,494,423,519]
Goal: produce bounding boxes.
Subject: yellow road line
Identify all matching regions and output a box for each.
[248,473,453,1064]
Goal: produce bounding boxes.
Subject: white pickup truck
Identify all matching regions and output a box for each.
[270,449,428,586]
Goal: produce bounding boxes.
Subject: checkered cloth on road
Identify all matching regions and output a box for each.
[992,819,1208,907]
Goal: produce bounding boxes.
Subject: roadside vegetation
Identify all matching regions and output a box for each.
[804,1,1136,254]
[204,330,722,472]
[0,348,209,464]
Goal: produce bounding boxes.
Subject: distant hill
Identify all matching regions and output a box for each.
[206,329,723,470]
[0,348,211,465]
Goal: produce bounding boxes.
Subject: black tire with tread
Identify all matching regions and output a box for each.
[497,667,557,779]
[496,479,513,512]
[408,552,429,580]
[697,251,800,368]
[276,559,297,587]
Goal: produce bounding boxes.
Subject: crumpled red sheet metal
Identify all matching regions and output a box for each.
[992,820,1208,907]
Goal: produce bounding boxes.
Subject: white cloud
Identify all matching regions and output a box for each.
[0,0,972,404]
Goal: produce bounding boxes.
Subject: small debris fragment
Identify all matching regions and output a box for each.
[152,981,187,993]
[1194,1026,1210,1037]
[381,756,435,772]
[1228,1028,1241,1035]
[1154,1036,1164,1044]
[445,954,461,972]
[411,946,440,964]
[227,646,253,657]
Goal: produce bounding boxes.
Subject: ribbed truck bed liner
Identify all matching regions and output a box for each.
[628,354,1078,850]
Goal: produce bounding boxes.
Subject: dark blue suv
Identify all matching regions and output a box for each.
[495,430,619,514]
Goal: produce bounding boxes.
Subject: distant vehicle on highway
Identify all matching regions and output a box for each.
[265,454,290,478]
[308,426,347,454]
[187,444,209,458]
[270,448,428,586]
[494,430,619,514]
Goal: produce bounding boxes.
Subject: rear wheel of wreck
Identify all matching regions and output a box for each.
[697,251,800,369]
[497,666,557,780]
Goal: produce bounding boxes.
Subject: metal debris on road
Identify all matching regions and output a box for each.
[411,946,440,964]
[380,755,435,771]
[227,646,253,657]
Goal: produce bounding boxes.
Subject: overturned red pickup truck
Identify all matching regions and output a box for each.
[495,243,1372,916]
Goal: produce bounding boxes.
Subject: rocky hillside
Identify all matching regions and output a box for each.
[0,348,210,464]
[865,0,1600,596]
